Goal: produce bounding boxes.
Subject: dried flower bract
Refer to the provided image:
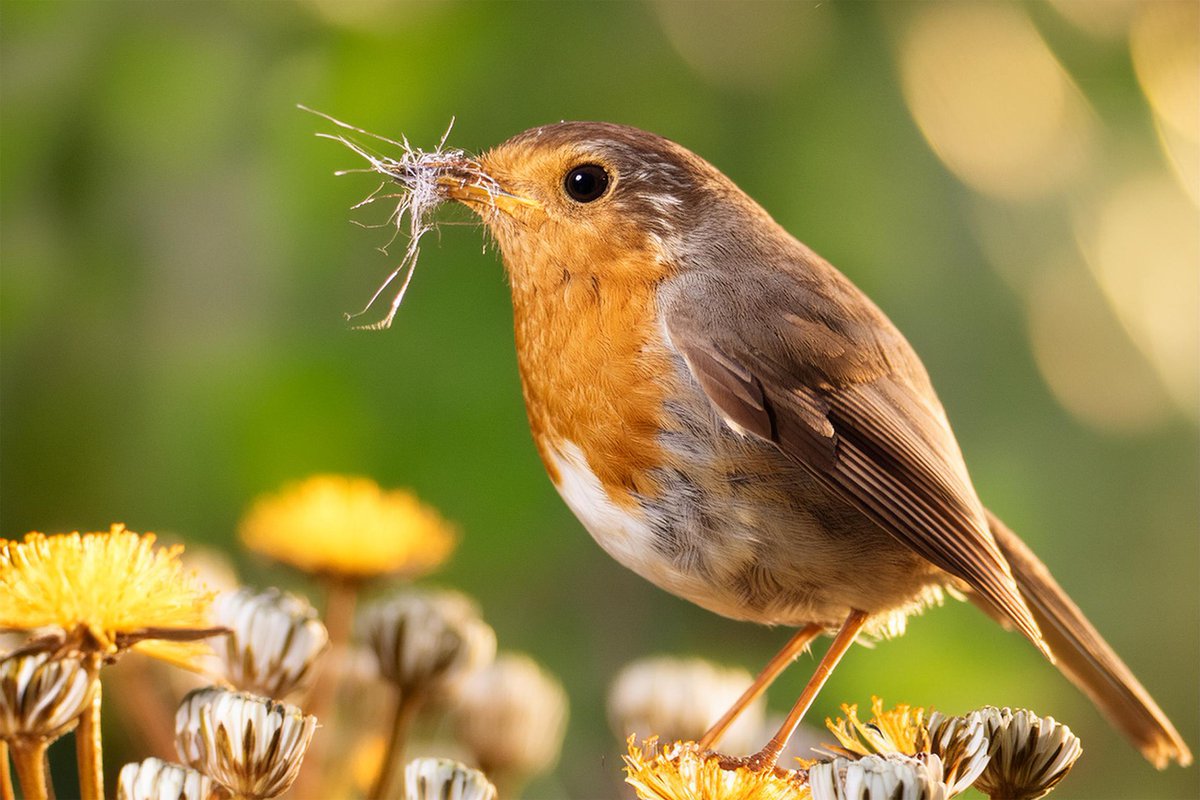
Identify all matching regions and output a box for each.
[923,710,990,793]
[213,587,330,699]
[403,757,497,800]
[361,589,495,697]
[454,652,568,780]
[175,687,317,800]
[808,753,949,800]
[0,652,91,744]
[969,707,1081,800]
[116,757,230,800]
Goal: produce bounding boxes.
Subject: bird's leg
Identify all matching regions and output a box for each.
[743,609,869,771]
[698,623,823,750]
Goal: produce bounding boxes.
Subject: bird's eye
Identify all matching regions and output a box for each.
[563,164,610,203]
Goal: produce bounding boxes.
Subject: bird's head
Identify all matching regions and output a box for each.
[440,122,776,288]
[314,112,788,326]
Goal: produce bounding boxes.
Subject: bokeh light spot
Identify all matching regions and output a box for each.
[1075,173,1200,422]
[1026,264,1172,433]
[1047,0,1137,40]
[654,0,831,92]
[1131,1,1199,204]
[899,4,1092,200]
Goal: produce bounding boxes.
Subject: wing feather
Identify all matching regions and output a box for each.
[664,268,1046,654]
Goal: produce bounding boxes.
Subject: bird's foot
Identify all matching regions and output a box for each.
[716,743,786,776]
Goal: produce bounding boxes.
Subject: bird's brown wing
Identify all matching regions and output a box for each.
[662,265,1046,654]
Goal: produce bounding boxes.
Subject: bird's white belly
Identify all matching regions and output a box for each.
[548,441,662,572]
[547,440,778,622]
[545,438,947,634]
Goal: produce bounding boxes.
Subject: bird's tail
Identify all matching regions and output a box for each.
[980,509,1192,769]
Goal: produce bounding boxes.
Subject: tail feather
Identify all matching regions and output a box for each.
[980,509,1191,768]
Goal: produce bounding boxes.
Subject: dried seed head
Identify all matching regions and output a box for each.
[808,753,949,800]
[609,657,766,756]
[360,589,496,698]
[454,652,568,779]
[116,758,229,800]
[968,707,1082,800]
[924,710,991,794]
[624,738,809,800]
[403,757,497,800]
[175,686,317,800]
[212,587,330,699]
[0,651,91,744]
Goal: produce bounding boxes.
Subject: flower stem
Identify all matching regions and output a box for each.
[291,578,360,799]
[489,770,528,800]
[107,652,180,760]
[1,740,14,800]
[11,742,49,800]
[370,692,422,800]
[306,578,358,719]
[76,662,104,800]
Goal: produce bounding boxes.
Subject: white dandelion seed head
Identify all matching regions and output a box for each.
[454,652,568,779]
[968,707,1082,800]
[808,753,950,800]
[925,709,991,794]
[403,757,497,800]
[116,757,229,800]
[212,587,330,700]
[359,588,496,699]
[0,651,91,744]
[608,656,767,756]
[174,686,317,800]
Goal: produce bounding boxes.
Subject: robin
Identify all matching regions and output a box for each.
[361,121,1192,771]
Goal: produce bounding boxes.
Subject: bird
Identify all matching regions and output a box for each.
[420,121,1190,771]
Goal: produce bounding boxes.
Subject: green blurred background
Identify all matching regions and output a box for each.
[2,1,1197,797]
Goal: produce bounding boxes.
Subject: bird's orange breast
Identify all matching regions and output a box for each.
[507,244,674,509]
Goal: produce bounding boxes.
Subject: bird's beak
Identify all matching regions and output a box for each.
[435,167,542,218]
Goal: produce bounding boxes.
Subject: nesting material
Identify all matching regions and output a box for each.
[303,106,504,330]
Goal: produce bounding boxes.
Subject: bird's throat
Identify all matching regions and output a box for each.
[506,247,674,509]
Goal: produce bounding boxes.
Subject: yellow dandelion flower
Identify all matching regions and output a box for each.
[0,526,216,663]
[824,697,930,759]
[624,738,811,800]
[239,475,456,579]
